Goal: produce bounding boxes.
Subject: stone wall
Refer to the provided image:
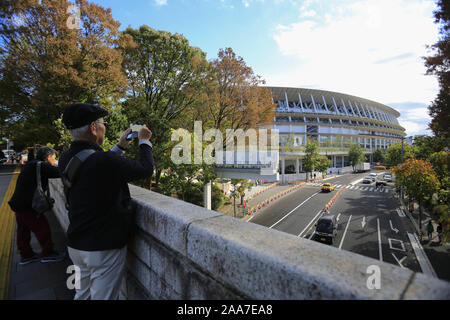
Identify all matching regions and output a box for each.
[49,179,450,300]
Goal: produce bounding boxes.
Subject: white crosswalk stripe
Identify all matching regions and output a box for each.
[304,182,391,194]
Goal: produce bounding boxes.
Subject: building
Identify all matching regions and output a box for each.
[270,86,405,182]
[214,86,405,182]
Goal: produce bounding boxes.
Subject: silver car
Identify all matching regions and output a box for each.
[363,176,372,184]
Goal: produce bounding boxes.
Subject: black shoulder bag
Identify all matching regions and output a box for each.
[32,161,55,215]
[61,149,96,210]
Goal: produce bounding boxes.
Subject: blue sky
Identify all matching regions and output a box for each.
[88,0,440,137]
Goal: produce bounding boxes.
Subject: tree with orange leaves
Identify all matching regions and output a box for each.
[391,158,441,239]
[0,0,129,149]
[197,48,275,138]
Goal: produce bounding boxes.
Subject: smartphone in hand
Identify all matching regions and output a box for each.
[126,124,143,140]
[126,131,138,140]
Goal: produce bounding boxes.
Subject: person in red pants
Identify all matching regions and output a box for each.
[8,146,66,265]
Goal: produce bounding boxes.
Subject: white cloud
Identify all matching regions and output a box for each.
[154,0,167,6]
[388,102,432,136]
[398,120,432,136]
[301,10,316,17]
[269,0,440,107]
[240,0,266,8]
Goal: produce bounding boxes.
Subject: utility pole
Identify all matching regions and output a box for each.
[400,136,404,200]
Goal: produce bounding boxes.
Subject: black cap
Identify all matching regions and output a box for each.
[62,103,109,129]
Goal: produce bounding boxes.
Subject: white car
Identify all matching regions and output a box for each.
[384,174,392,182]
[369,173,377,181]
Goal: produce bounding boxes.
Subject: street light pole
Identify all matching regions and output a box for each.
[401,136,404,200]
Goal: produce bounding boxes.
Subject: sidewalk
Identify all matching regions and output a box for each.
[416,205,450,282]
[7,209,74,300]
[400,199,450,282]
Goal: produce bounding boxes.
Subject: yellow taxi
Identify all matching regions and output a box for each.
[321,183,335,192]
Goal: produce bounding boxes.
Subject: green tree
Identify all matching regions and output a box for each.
[429,151,450,205]
[373,148,385,164]
[413,135,448,160]
[120,25,210,187]
[316,156,331,176]
[303,139,319,180]
[385,142,416,167]
[424,0,450,142]
[348,144,365,171]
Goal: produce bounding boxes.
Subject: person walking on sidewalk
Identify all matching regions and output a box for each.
[59,103,154,300]
[8,147,66,265]
[427,221,434,241]
[437,223,443,244]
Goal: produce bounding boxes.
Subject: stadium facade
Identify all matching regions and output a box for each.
[214,86,406,182]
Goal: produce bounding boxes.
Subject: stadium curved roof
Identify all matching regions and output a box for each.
[266,86,401,118]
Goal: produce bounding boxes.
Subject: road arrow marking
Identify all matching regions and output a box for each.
[391,253,407,269]
[337,213,341,222]
[362,216,367,229]
[389,220,399,233]
[396,209,406,217]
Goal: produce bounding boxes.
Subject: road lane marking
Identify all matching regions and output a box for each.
[377,219,383,262]
[269,192,320,229]
[389,220,399,233]
[388,238,405,251]
[396,209,406,217]
[391,253,407,269]
[385,189,389,193]
[407,232,437,278]
[338,215,352,250]
[348,186,354,189]
[297,209,323,237]
[349,178,364,185]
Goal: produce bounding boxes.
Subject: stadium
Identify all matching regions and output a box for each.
[214,86,406,182]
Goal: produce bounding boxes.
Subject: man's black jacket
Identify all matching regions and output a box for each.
[8,160,61,214]
[58,140,154,251]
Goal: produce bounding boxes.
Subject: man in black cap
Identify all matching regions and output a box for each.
[58,103,154,300]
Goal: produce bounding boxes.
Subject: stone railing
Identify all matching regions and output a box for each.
[49,179,450,299]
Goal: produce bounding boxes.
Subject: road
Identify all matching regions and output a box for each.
[0,164,16,202]
[248,171,423,274]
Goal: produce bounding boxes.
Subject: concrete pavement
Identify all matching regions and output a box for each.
[0,164,74,300]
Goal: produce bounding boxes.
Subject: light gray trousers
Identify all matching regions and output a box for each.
[68,246,127,300]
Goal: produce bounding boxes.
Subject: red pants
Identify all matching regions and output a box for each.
[14,212,53,259]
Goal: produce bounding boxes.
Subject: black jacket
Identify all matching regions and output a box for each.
[8,160,61,214]
[58,140,154,251]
